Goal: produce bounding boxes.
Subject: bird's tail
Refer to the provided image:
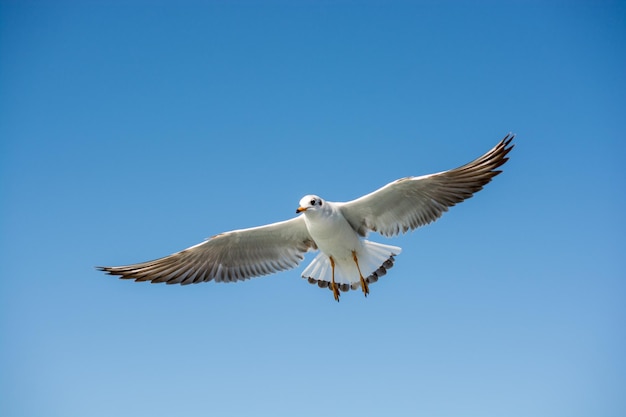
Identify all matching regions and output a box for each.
[301,240,402,293]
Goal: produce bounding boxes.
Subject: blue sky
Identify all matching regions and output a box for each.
[1,1,624,416]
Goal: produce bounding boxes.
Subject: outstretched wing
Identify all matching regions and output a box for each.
[98,216,316,285]
[339,133,514,237]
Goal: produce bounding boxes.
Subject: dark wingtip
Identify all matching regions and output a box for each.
[503,132,515,148]
[96,266,120,276]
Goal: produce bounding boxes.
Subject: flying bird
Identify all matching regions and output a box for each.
[98,134,514,301]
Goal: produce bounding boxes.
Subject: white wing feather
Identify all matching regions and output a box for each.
[339,134,514,237]
[98,216,316,284]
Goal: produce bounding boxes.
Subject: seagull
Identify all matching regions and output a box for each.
[98,134,514,301]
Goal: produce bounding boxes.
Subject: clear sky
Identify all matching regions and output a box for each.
[1,1,624,416]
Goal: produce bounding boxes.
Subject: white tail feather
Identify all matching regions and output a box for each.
[301,240,401,291]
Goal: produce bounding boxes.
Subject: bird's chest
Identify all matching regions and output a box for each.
[304,211,362,259]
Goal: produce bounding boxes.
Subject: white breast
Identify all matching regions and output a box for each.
[303,202,363,260]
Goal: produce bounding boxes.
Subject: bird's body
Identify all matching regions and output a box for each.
[99,134,514,301]
[297,195,401,298]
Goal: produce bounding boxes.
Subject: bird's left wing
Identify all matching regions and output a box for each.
[339,134,514,237]
[98,216,316,285]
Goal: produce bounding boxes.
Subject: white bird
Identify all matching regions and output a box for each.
[99,134,514,301]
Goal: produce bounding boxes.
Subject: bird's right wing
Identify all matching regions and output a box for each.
[98,216,316,285]
[339,134,514,237]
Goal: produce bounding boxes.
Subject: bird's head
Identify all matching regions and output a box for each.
[296,195,324,214]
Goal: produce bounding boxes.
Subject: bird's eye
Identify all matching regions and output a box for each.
[310,199,316,206]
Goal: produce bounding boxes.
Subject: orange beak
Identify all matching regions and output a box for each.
[296,207,307,213]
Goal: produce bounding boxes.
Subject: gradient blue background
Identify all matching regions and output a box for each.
[1,1,624,416]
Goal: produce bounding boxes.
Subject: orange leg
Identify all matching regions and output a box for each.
[352,251,369,297]
[329,256,340,302]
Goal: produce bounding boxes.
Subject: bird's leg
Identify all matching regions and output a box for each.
[330,256,340,302]
[352,251,369,297]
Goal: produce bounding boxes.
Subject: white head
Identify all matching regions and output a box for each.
[296,195,325,214]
